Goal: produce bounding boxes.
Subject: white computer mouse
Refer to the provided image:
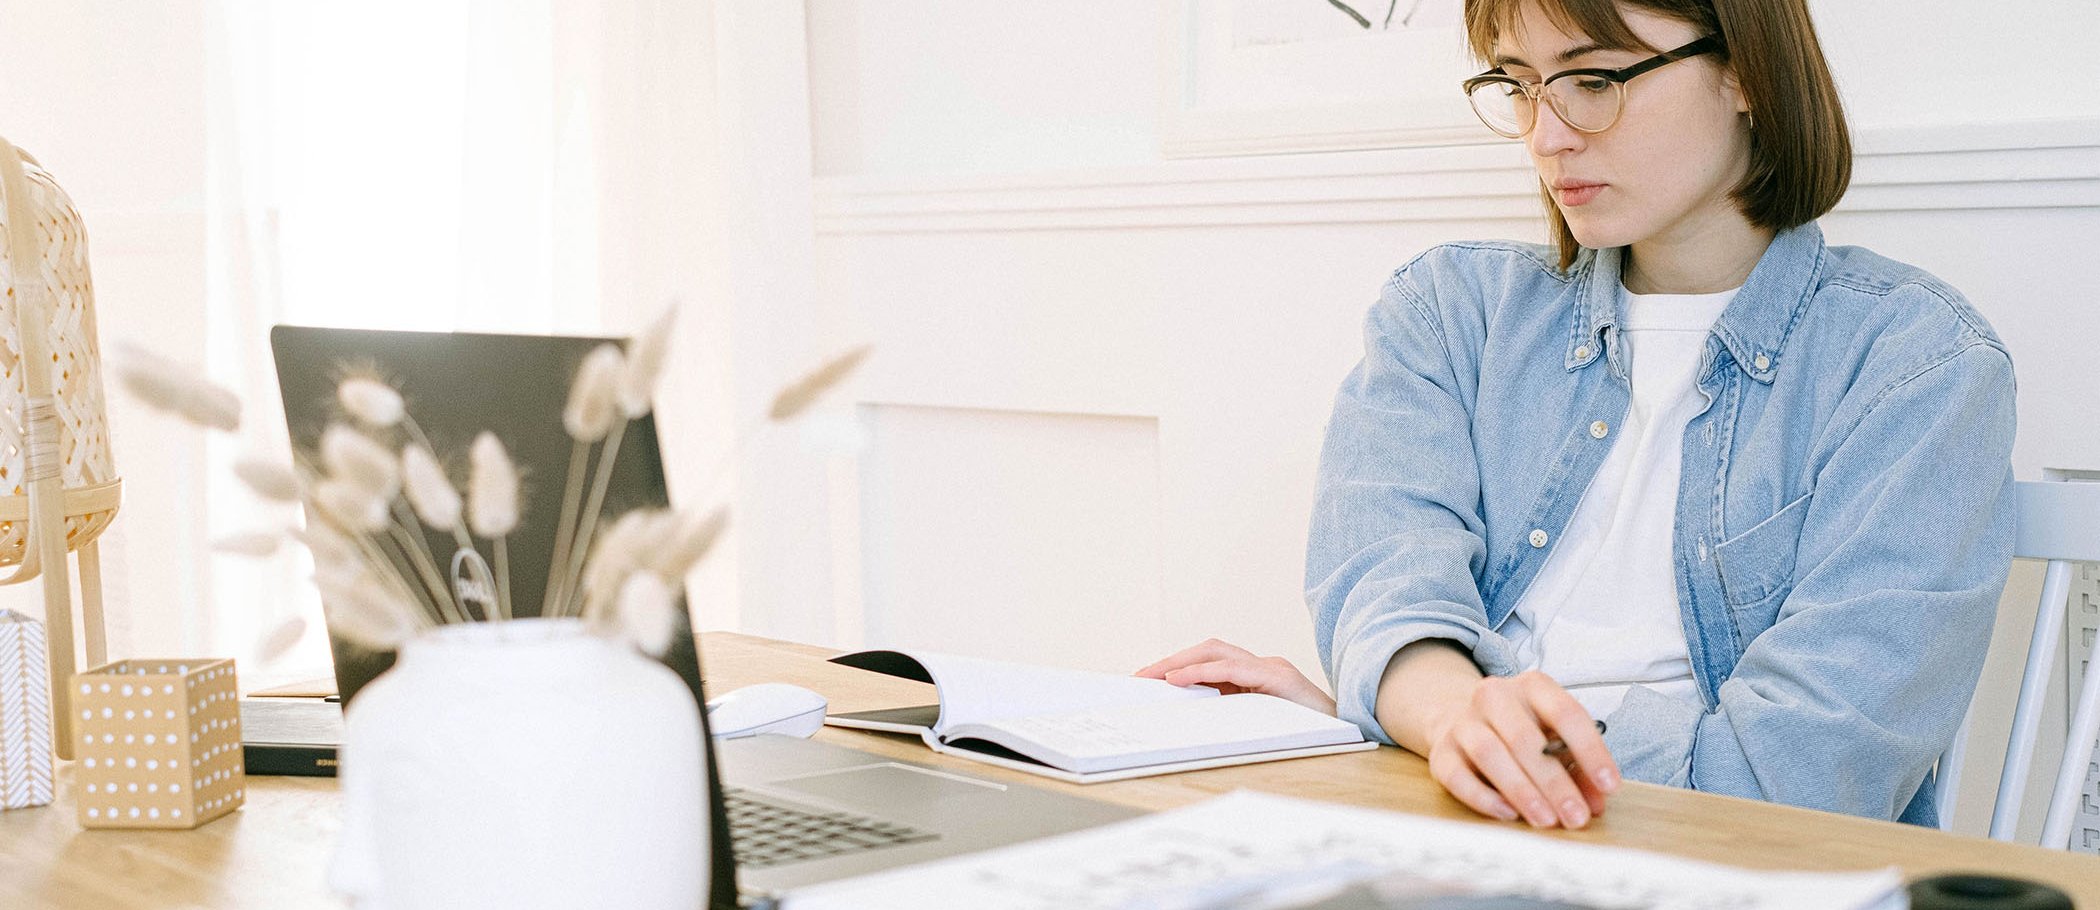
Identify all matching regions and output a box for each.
[705,683,828,739]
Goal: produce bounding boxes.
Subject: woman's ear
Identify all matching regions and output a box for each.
[1721,66,1750,115]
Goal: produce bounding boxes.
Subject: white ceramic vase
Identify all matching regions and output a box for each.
[328,618,708,909]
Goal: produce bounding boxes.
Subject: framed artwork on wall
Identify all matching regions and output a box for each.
[1159,0,1493,157]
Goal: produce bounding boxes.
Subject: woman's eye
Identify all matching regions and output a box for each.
[1570,76,1612,94]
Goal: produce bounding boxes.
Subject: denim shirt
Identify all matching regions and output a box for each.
[1307,222,2016,826]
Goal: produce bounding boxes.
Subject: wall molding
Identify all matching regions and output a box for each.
[813,119,2100,235]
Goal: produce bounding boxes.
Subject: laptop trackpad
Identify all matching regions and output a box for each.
[773,763,1007,806]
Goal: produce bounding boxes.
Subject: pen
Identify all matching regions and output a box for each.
[1541,719,1606,757]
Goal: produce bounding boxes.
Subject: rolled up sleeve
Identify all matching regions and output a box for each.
[1307,268,1516,745]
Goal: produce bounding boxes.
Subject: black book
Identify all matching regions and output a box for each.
[239,698,344,777]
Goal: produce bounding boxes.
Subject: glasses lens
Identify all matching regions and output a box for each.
[1545,74,1622,132]
[1466,80,1532,138]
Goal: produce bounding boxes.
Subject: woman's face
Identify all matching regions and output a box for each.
[1491,3,1752,252]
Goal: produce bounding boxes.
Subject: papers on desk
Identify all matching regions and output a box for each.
[780,791,1902,910]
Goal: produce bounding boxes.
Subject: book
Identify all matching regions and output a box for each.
[824,649,1374,783]
[239,698,343,777]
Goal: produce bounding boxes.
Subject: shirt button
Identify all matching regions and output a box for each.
[1753,353,1771,371]
[1589,420,1609,439]
[1528,529,1549,548]
[1574,345,1591,362]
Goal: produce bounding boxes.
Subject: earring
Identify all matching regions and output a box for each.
[1745,110,1756,131]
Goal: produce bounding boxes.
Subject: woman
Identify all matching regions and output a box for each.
[1139,0,2015,830]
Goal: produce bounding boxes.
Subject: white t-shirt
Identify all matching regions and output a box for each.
[1500,284,1738,720]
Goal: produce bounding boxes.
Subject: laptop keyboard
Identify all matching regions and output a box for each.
[724,787,938,869]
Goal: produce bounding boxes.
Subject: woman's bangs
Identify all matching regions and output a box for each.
[1464,0,1662,63]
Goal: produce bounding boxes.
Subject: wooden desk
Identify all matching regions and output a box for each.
[3,631,2096,908]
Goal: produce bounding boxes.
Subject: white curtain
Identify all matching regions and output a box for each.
[205,0,612,685]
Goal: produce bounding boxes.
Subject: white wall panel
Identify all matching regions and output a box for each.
[858,404,1163,673]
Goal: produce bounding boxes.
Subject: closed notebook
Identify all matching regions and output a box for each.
[239,698,343,777]
[825,649,1373,784]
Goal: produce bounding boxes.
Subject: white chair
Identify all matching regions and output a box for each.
[1936,471,2100,849]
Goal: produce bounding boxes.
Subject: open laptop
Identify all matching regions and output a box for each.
[269,326,1139,908]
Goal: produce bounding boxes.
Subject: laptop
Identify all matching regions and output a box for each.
[269,326,1139,908]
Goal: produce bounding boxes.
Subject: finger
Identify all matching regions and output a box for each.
[1523,677,1620,795]
[1162,658,1263,688]
[1429,741,1520,822]
[1476,684,1590,828]
[1451,719,1556,828]
[1175,658,1336,712]
[1548,747,1610,816]
[1162,658,1272,692]
[1572,764,1609,817]
[1133,638,1257,678]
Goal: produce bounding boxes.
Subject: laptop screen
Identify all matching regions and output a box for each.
[270,325,740,906]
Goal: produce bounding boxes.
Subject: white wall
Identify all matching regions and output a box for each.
[0,0,212,661]
[0,0,753,685]
[807,0,2100,177]
[784,0,2100,842]
[807,2,1160,176]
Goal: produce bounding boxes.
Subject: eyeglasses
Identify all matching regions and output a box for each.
[1461,36,1724,139]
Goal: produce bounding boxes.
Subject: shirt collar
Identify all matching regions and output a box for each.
[1565,222,1826,384]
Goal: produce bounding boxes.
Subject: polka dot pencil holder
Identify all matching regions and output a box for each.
[70,658,244,829]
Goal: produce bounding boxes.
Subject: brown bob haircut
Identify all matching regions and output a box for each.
[1463,0,1852,269]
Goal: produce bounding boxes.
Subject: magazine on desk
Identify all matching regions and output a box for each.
[823,649,1375,783]
[781,790,1905,910]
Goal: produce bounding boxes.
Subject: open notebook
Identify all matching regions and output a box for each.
[824,650,1374,784]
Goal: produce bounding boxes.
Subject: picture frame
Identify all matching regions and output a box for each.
[1158,0,1494,157]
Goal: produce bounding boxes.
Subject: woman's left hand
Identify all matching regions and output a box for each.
[1134,638,1337,715]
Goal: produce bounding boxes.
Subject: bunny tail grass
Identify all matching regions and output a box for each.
[768,345,872,420]
[493,537,513,620]
[401,444,463,531]
[233,456,303,501]
[467,431,520,538]
[619,302,677,418]
[540,439,592,618]
[338,377,407,427]
[112,341,243,432]
[557,419,629,617]
[612,572,678,657]
[563,344,626,443]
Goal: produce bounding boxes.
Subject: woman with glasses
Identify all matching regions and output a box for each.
[1141,0,2015,831]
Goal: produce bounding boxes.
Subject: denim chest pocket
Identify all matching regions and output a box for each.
[1713,491,1814,636]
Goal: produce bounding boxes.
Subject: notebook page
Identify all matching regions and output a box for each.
[896,650,1215,734]
[782,791,1901,910]
[943,693,1362,773]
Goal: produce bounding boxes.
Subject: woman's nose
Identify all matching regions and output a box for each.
[1527,99,1585,158]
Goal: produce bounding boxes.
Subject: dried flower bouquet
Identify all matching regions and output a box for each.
[114,310,868,658]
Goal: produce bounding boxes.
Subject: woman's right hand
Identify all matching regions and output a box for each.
[1420,670,1618,829]
[1134,638,1337,716]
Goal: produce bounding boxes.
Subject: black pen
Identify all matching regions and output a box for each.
[1542,719,1606,757]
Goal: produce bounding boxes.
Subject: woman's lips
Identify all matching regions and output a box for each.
[1556,183,1606,206]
